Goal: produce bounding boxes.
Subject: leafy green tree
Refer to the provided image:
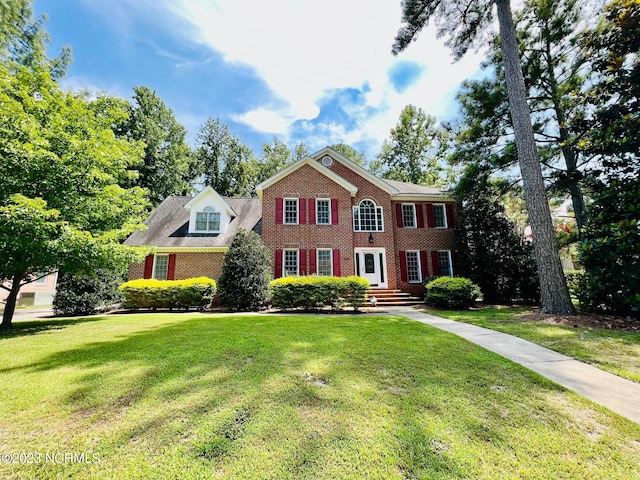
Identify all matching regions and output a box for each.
[1,0,71,79]
[255,138,308,184]
[454,166,539,304]
[194,118,258,197]
[575,0,640,317]
[371,105,446,186]
[329,143,367,167]
[119,86,194,206]
[0,66,150,328]
[393,0,575,315]
[218,229,272,311]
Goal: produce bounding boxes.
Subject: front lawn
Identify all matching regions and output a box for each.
[1,313,639,479]
[432,307,640,384]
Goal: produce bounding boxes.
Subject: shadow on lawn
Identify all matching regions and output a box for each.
[0,316,107,338]
[2,314,569,477]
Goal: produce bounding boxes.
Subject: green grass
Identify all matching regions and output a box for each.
[432,307,640,384]
[1,313,639,479]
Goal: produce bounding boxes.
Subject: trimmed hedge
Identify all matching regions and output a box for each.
[425,276,481,309]
[120,277,217,310]
[270,276,369,311]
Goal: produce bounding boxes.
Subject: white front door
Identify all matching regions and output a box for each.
[354,248,387,288]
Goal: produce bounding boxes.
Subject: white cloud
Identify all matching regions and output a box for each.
[150,0,490,154]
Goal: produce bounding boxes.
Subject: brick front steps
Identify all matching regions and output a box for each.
[365,289,424,307]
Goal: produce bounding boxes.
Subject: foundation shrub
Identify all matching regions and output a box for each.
[120,277,216,310]
[270,276,369,311]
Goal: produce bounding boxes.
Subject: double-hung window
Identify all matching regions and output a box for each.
[153,255,169,280]
[438,251,453,277]
[433,204,447,228]
[317,249,333,276]
[195,207,221,232]
[402,204,416,228]
[284,198,298,225]
[283,249,299,276]
[406,251,421,283]
[316,199,330,225]
[353,200,383,231]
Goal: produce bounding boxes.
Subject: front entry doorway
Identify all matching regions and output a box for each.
[354,248,387,288]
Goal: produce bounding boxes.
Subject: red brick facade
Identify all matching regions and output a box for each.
[128,148,456,298]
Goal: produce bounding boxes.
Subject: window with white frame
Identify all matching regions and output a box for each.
[402,204,416,228]
[406,251,421,283]
[316,199,330,225]
[195,206,221,232]
[34,273,48,285]
[283,249,299,276]
[353,199,383,231]
[284,198,298,225]
[317,249,332,276]
[433,204,447,228]
[438,251,453,277]
[153,255,169,280]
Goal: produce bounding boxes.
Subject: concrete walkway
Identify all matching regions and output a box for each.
[386,306,640,425]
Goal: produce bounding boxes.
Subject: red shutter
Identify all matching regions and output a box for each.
[416,204,425,228]
[420,250,428,281]
[452,251,458,276]
[276,198,283,225]
[431,251,440,276]
[426,204,435,228]
[332,249,341,277]
[308,199,316,225]
[275,249,283,278]
[299,198,306,224]
[167,254,177,280]
[299,249,307,275]
[309,249,317,274]
[396,203,403,228]
[399,251,408,282]
[331,199,339,224]
[446,204,455,229]
[143,255,154,279]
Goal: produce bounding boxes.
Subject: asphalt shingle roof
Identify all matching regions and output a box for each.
[124,196,262,248]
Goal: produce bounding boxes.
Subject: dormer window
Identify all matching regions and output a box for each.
[195,206,220,232]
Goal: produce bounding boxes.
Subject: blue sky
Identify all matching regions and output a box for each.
[34,0,487,160]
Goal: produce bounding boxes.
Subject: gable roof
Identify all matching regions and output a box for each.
[184,185,236,216]
[309,147,399,195]
[124,196,261,250]
[254,156,358,201]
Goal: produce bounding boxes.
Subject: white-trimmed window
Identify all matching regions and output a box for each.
[34,273,48,285]
[316,199,330,225]
[402,204,416,228]
[284,198,298,225]
[317,249,333,276]
[353,199,383,232]
[153,255,169,280]
[438,251,453,277]
[283,249,299,276]
[195,206,221,232]
[406,251,421,283]
[433,204,447,228]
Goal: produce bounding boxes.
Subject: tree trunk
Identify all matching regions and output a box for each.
[1,275,23,330]
[495,0,575,315]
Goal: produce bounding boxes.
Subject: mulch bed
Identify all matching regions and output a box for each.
[515,311,640,332]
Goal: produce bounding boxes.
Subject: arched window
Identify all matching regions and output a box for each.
[195,206,221,232]
[353,199,383,232]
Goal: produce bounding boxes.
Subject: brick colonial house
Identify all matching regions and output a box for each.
[125,147,456,296]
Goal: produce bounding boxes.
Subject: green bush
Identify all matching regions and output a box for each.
[270,276,369,311]
[120,277,216,310]
[218,229,272,311]
[425,277,481,309]
[53,269,125,316]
